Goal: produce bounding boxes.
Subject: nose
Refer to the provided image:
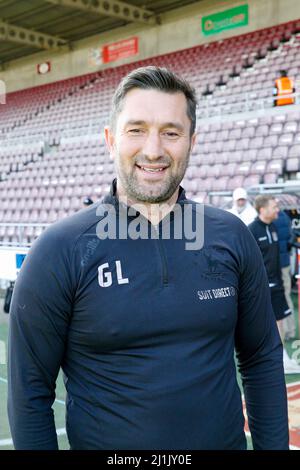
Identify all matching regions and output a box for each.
[142,130,164,160]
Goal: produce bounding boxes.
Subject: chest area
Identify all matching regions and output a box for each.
[256,226,279,254]
[70,239,239,351]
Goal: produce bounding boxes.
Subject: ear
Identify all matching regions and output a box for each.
[104,126,115,159]
[190,132,197,153]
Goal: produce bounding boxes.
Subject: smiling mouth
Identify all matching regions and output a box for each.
[135,164,168,173]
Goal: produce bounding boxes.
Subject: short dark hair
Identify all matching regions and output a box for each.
[110,66,197,136]
[254,195,275,213]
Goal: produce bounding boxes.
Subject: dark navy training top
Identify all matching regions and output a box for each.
[273,211,293,268]
[248,217,282,285]
[8,181,289,450]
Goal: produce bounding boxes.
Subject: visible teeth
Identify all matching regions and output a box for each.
[141,167,164,172]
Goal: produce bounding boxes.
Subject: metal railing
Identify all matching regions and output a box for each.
[208,182,300,209]
[199,91,300,119]
[0,223,49,247]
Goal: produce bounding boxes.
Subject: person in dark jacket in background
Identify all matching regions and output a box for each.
[273,210,296,340]
[248,196,300,374]
[8,66,289,450]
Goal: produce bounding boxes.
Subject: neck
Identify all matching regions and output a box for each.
[259,214,271,224]
[235,203,247,213]
[117,183,179,225]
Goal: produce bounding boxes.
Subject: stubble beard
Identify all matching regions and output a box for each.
[116,153,190,204]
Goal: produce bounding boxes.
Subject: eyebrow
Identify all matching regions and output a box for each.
[124,120,185,132]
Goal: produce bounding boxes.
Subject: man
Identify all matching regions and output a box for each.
[227,187,257,225]
[273,70,295,106]
[8,66,289,450]
[248,196,300,374]
[274,210,296,340]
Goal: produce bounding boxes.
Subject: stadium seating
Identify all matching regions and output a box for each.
[1,18,300,244]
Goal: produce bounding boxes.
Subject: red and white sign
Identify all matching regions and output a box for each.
[37,62,51,74]
[102,37,138,64]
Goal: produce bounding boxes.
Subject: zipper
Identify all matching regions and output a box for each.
[153,225,169,287]
[266,226,272,244]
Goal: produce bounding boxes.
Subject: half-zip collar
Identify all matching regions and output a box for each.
[102,178,186,288]
[102,178,187,218]
[255,217,273,244]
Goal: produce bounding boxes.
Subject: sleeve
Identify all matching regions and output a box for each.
[274,225,285,285]
[234,225,289,450]
[287,217,296,250]
[7,226,75,449]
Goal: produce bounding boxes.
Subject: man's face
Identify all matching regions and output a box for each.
[105,88,195,203]
[236,198,246,212]
[261,199,279,222]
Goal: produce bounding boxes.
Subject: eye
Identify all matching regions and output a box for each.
[163,131,180,139]
[127,128,144,135]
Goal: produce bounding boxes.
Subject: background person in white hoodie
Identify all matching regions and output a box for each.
[227,187,257,225]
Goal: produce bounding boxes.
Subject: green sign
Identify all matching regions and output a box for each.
[202,4,249,36]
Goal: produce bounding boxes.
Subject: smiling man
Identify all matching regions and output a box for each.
[8,66,289,450]
[106,87,194,206]
[105,69,196,225]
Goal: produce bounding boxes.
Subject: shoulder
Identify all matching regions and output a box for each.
[188,201,264,269]
[247,203,257,214]
[248,218,259,231]
[226,207,237,215]
[32,201,104,255]
[187,199,252,234]
[205,203,241,224]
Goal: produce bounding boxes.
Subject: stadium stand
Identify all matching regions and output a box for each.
[2,18,300,245]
